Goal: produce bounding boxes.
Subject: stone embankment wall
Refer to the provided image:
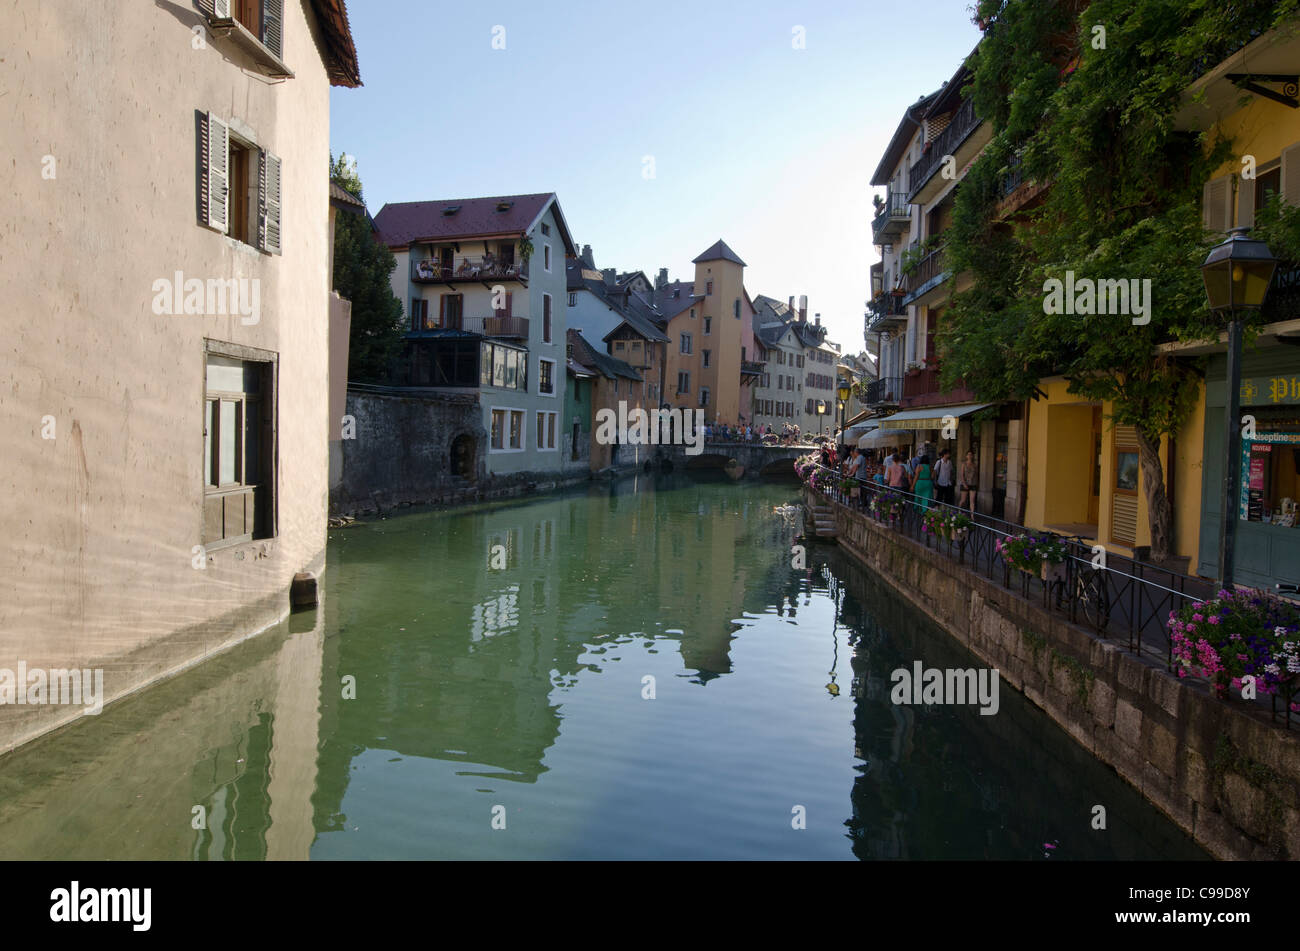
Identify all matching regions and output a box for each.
[809,487,1300,861]
[334,389,620,516]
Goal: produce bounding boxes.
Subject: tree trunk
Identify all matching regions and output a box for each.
[1135,424,1171,564]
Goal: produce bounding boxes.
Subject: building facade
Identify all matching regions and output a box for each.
[0,0,360,752]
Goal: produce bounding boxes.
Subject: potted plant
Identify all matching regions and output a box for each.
[1167,589,1300,700]
[922,508,972,543]
[517,233,534,264]
[997,533,1068,580]
[905,361,925,377]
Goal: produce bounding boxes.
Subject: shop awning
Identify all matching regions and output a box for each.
[875,403,993,431]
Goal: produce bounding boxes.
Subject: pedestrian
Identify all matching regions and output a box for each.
[934,448,955,506]
[959,449,978,514]
[886,453,908,489]
[910,453,934,511]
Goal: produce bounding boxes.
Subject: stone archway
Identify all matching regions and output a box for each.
[450,433,477,482]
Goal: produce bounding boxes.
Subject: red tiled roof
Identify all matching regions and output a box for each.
[374,193,572,250]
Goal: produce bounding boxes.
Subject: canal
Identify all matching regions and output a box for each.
[0,475,1207,860]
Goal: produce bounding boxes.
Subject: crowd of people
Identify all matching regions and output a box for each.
[703,421,806,445]
[815,439,979,514]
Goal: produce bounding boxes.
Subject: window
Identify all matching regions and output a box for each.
[203,343,275,548]
[543,294,552,342]
[702,349,711,368]
[539,358,555,396]
[568,292,576,306]
[544,245,552,272]
[706,280,713,295]
[491,409,506,449]
[510,411,524,449]
[202,113,281,254]
[207,0,288,76]
[440,294,464,330]
[680,333,692,354]
[541,223,551,236]
[615,341,625,350]
[690,308,696,319]
[699,387,710,408]
[631,340,641,350]
[704,316,712,335]
[536,411,558,450]
[677,371,690,394]
[734,299,740,318]
[481,345,527,392]
[410,298,428,332]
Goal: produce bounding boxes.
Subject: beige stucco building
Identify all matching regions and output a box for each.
[0,0,360,753]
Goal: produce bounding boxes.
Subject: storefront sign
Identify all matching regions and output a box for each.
[1240,375,1300,405]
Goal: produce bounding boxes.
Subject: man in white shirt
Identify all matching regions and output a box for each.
[934,448,955,506]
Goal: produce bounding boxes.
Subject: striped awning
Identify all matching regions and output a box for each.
[875,403,993,430]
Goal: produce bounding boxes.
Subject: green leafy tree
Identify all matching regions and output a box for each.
[941,0,1297,562]
[331,153,404,383]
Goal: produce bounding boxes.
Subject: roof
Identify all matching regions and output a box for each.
[870,89,940,186]
[692,239,746,266]
[374,193,577,255]
[924,50,977,118]
[309,0,361,87]
[330,181,366,212]
[568,330,643,382]
[652,280,701,322]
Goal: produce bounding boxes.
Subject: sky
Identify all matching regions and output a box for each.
[329,0,983,354]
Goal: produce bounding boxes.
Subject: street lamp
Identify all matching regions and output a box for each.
[816,399,828,435]
[836,381,852,448]
[1200,227,1277,590]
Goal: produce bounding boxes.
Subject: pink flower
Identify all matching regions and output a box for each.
[1207,616,1220,625]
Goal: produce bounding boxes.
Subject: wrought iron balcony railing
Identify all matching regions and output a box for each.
[908,96,980,201]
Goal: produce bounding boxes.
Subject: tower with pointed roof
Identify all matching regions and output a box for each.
[689,239,746,424]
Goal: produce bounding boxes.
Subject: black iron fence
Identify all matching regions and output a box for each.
[804,464,1216,671]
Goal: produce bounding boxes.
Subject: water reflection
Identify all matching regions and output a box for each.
[0,474,1208,860]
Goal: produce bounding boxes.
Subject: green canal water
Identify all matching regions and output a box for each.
[0,474,1207,860]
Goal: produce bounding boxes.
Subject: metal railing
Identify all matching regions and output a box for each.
[864,376,903,405]
[908,96,980,199]
[411,256,529,283]
[804,464,1218,674]
[1262,260,1300,324]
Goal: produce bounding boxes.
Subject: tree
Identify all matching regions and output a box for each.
[330,153,404,383]
[940,0,1298,564]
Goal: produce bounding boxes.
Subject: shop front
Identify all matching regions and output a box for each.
[1198,351,1300,588]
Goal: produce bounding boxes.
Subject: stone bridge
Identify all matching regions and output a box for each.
[650,441,810,479]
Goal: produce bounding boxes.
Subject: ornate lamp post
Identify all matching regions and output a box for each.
[816,399,828,435]
[1200,227,1277,590]
[836,381,851,448]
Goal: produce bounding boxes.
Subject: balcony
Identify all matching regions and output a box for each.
[901,246,950,306]
[994,152,1049,219]
[907,96,991,206]
[864,375,903,407]
[865,293,908,335]
[480,315,530,339]
[411,255,529,285]
[871,189,911,244]
[900,364,978,409]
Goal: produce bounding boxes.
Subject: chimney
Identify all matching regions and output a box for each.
[581,245,594,268]
[657,267,668,289]
[601,268,616,287]
[799,295,808,323]
[814,312,821,327]
[788,296,794,314]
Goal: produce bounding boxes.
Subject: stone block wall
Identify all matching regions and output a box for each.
[812,487,1300,860]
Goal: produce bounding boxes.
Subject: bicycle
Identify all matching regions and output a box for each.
[1046,536,1111,631]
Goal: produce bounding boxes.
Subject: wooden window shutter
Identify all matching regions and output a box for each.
[1281,142,1300,207]
[439,295,446,328]
[262,0,284,58]
[1202,175,1231,232]
[258,150,282,254]
[205,113,230,232]
[1236,174,1255,230]
[212,0,231,18]
[506,292,512,317]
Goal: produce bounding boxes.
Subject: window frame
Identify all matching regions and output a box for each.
[201,338,278,550]
[538,357,557,397]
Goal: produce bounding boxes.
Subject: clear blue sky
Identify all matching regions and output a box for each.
[330,0,982,353]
